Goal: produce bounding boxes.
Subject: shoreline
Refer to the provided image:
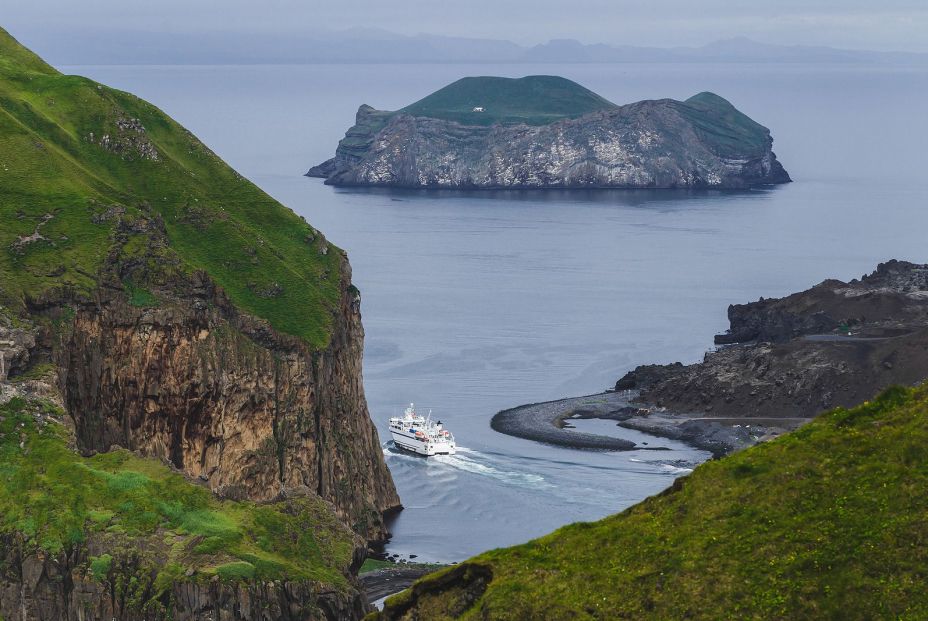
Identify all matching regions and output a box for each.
[491,392,640,451]
[492,390,807,457]
[360,564,445,608]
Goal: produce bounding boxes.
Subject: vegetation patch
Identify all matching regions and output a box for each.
[681,91,771,158]
[214,560,256,581]
[89,553,112,581]
[359,557,395,573]
[8,361,54,382]
[123,281,158,308]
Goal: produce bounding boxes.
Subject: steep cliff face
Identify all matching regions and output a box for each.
[309,79,790,189]
[0,25,399,542]
[53,255,399,540]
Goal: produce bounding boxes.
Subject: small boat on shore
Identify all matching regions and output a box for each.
[389,404,456,456]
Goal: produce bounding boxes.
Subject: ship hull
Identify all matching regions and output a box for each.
[390,430,456,456]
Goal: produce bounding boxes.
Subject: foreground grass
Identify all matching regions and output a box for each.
[0,398,357,591]
[378,384,928,620]
[0,26,340,347]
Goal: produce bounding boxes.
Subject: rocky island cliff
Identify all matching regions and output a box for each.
[0,27,398,619]
[308,75,790,189]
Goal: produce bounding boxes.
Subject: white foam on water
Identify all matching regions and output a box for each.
[431,448,550,489]
[629,455,694,475]
[660,464,694,475]
[383,442,548,489]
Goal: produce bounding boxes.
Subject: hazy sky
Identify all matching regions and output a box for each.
[5,0,928,52]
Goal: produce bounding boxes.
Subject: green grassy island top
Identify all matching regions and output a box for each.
[399,75,618,126]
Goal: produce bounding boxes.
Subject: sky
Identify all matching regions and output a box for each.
[4,0,928,53]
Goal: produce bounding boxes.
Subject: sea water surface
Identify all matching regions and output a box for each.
[66,62,928,562]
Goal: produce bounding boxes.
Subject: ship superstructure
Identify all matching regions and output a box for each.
[389,404,456,456]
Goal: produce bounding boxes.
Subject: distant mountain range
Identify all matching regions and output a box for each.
[26,28,928,66]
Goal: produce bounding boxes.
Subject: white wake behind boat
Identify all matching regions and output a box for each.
[389,403,456,456]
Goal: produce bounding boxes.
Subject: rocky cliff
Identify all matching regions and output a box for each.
[0,26,399,619]
[309,77,790,189]
[616,260,928,420]
[0,525,368,621]
[52,248,399,539]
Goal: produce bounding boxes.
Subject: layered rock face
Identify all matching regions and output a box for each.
[51,258,399,541]
[309,91,790,189]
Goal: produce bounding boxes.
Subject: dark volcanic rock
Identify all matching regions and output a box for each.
[309,81,790,190]
[615,362,685,391]
[715,259,928,344]
[307,157,337,178]
[636,261,928,420]
[491,393,638,451]
[491,264,928,458]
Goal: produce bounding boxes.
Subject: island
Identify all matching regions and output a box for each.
[308,75,790,189]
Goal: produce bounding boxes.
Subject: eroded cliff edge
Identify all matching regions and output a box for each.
[308,77,790,189]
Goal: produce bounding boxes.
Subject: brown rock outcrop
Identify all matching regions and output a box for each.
[49,257,400,542]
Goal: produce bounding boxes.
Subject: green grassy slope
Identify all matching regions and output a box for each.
[681,91,772,158]
[0,27,339,347]
[0,397,357,589]
[399,75,617,126]
[378,384,928,620]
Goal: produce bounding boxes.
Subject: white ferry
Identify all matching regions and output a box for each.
[389,404,456,456]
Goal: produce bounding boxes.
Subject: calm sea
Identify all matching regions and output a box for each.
[67,62,928,561]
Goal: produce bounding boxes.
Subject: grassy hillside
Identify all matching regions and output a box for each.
[681,91,772,158]
[0,397,357,589]
[377,384,928,620]
[0,27,339,347]
[399,75,617,126]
